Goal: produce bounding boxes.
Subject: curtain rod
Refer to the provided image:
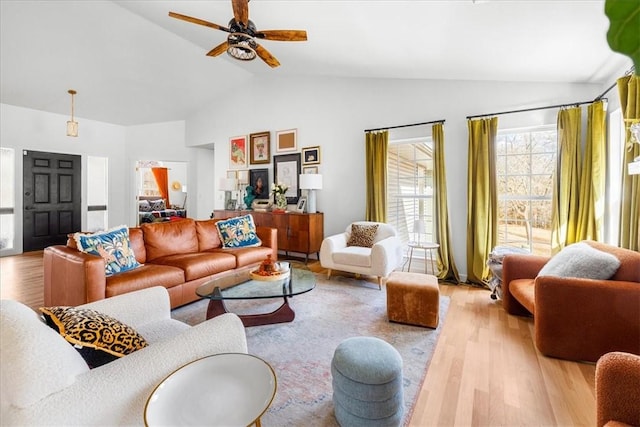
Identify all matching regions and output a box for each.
[594,65,635,101]
[466,100,602,120]
[364,119,445,133]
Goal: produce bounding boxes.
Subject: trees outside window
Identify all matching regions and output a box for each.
[496,126,557,256]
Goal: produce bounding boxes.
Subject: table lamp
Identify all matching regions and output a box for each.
[181,185,188,209]
[299,173,323,213]
[219,178,238,208]
[413,219,426,245]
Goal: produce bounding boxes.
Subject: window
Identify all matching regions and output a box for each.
[496,126,557,256]
[0,148,15,251]
[137,160,163,197]
[387,138,434,244]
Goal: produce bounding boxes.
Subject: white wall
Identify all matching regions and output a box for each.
[2,69,628,272]
[0,105,214,254]
[186,75,603,278]
[0,104,127,254]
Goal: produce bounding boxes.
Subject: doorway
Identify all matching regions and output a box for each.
[22,150,81,251]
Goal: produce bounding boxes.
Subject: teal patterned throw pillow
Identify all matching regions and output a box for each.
[74,226,141,276]
[215,214,262,248]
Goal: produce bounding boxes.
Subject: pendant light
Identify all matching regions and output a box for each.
[66,89,78,137]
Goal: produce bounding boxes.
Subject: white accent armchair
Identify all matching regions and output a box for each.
[320,221,404,289]
[1,286,247,425]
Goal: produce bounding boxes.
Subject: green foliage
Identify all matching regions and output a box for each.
[605,0,640,73]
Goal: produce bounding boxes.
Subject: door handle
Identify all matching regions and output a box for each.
[25,206,35,210]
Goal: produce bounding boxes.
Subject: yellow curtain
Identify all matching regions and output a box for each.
[550,107,581,253]
[576,100,607,241]
[433,123,461,283]
[151,167,170,207]
[617,75,640,250]
[365,130,388,222]
[466,118,498,285]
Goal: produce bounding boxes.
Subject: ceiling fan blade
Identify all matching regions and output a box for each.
[168,11,230,32]
[254,43,281,68]
[231,0,249,27]
[256,30,308,42]
[206,41,229,57]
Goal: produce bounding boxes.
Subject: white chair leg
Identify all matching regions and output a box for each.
[377,277,382,290]
[326,269,332,279]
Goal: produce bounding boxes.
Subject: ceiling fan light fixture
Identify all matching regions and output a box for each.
[66,89,78,137]
[227,34,257,61]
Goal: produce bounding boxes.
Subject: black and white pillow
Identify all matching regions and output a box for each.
[150,199,166,211]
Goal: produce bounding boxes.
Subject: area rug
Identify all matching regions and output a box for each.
[172,273,449,426]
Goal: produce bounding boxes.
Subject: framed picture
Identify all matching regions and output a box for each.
[237,169,249,184]
[249,168,269,200]
[296,196,307,213]
[225,199,237,210]
[229,135,248,169]
[249,131,271,165]
[276,129,297,152]
[226,170,237,179]
[303,166,319,174]
[273,153,301,204]
[302,146,321,165]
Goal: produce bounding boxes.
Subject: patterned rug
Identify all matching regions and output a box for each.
[172,271,449,426]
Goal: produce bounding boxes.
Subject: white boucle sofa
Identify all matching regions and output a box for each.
[0,286,247,426]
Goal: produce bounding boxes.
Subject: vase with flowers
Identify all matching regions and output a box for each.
[271,182,289,212]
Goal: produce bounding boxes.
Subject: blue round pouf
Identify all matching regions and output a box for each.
[332,337,403,426]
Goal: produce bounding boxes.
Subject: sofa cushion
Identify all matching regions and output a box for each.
[128,227,147,264]
[509,278,536,314]
[333,247,373,268]
[74,226,141,276]
[151,252,237,282]
[39,306,149,368]
[105,264,186,298]
[537,242,621,280]
[150,199,166,211]
[138,199,152,212]
[0,300,90,408]
[210,246,274,268]
[585,241,640,282]
[196,219,223,251]
[215,214,262,248]
[142,218,199,261]
[347,223,379,248]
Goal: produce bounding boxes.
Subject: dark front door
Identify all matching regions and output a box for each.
[23,150,81,251]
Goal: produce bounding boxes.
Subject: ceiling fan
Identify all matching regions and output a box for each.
[169,0,307,68]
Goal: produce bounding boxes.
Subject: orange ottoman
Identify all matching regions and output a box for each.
[386,272,439,328]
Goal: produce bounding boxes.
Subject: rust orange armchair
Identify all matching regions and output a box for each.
[502,241,640,363]
[596,351,640,427]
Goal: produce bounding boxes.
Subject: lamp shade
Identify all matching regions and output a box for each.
[413,219,426,234]
[299,174,323,190]
[219,178,238,191]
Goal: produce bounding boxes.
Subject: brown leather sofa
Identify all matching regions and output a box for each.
[44,218,277,309]
[502,241,640,363]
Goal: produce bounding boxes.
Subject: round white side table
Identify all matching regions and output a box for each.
[406,242,440,275]
[145,353,276,426]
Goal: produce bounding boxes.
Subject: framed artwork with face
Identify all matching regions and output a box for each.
[273,153,301,204]
[249,168,269,199]
[249,131,270,165]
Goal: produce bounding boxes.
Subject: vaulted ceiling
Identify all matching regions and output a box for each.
[0,1,630,126]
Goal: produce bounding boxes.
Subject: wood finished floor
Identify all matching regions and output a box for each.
[0,252,596,426]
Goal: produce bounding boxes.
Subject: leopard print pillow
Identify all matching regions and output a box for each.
[347,224,379,248]
[39,306,148,368]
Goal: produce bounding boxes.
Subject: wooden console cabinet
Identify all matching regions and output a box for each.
[213,210,324,262]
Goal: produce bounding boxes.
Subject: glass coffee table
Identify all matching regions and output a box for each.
[196,268,316,327]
